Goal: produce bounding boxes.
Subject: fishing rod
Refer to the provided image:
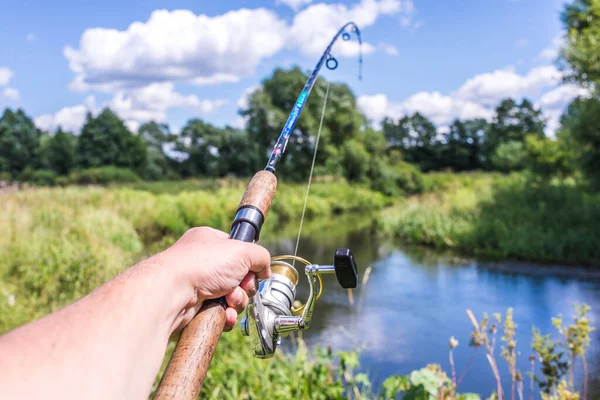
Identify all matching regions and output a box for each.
[153,22,363,399]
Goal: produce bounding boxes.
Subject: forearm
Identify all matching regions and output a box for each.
[0,256,194,400]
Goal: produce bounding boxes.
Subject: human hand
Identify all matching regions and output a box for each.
[152,227,271,333]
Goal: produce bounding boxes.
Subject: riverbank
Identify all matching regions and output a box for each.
[382,172,600,267]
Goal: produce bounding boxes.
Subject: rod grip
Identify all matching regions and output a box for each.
[153,171,277,399]
[238,170,278,218]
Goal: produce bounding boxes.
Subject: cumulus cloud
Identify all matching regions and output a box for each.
[358,91,493,131]
[64,1,413,92]
[35,96,97,133]
[2,87,20,101]
[237,85,260,110]
[536,35,564,63]
[108,82,227,128]
[35,84,226,134]
[455,66,561,106]
[276,0,313,11]
[290,0,413,58]
[358,64,580,136]
[64,8,289,92]
[536,84,590,135]
[0,67,13,86]
[0,67,20,103]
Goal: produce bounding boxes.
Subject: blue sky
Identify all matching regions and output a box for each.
[0,0,579,135]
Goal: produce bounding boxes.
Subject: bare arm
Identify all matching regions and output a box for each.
[0,227,271,400]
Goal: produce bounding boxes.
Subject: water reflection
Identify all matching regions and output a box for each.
[262,227,600,398]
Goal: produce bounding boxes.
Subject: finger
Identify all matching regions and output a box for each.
[225,286,248,314]
[239,272,258,297]
[224,307,238,331]
[234,242,271,280]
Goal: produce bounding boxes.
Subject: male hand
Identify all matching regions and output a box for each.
[154,227,271,332]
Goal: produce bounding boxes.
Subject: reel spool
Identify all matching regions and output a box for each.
[240,248,358,358]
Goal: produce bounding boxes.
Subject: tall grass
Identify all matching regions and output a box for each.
[0,181,389,334]
[382,173,600,266]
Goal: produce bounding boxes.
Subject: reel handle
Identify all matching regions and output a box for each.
[334,248,358,289]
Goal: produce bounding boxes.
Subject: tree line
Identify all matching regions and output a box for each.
[1,0,599,193]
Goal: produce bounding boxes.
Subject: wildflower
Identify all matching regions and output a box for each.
[449,336,459,349]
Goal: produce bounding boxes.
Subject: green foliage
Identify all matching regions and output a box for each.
[242,67,364,181]
[383,113,440,171]
[137,122,177,181]
[27,169,58,186]
[442,119,487,171]
[77,109,147,172]
[561,0,600,87]
[559,97,600,189]
[68,167,142,185]
[382,173,600,265]
[41,129,76,175]
[531,329,570,395]
[0,109,41,176]
[490,141,527,172]
[524,135,574,179]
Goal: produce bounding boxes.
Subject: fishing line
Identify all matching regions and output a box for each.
[293,81,331,262]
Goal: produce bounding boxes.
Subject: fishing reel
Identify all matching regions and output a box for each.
[240,248,358,358]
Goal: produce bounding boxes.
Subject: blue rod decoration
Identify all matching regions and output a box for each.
[264,21,363,173]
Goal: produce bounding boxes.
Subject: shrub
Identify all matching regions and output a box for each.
[69,166,141,185]
[28,169,58,186]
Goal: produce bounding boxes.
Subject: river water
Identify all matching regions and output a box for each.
[262,226,600,398]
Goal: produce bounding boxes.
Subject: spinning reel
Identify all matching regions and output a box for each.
[240,248,358,358]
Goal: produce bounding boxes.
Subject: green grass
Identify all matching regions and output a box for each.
[0,181,389,334]
[382,172,600,266]
[1,176,597,398]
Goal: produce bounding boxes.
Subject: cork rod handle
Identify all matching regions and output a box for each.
[153,171,277,400]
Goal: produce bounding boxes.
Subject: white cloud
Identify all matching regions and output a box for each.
[64,8,289,92]
[108,82,227,130]
[378,43,399,55]
[237,85,260,110]
[65,1,414,93]
[290,0,413,58]
[456,66,561,106]
[536,35,564,63]
[27,33,36,42]
[536,84,590,136]
[191,73,240,86]
[35,96,97,133]
[2,87,20,101]
[0,67,13,86]
[276,0,313,11]
[36,83,226,134]
[358,91,493,129]
[359,64,578,136]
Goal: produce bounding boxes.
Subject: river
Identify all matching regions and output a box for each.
[262,225,600,398]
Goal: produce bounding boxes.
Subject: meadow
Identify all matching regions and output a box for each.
[0,175,597,399]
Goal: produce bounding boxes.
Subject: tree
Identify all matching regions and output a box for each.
[491,141,528,173]
[524,135,574,179]
[559,97,600,188]
[241,67,365,180]
[382,113,440,171]
[176,119,223,177]
[43,129,76,175]
[137,122,176,180]
[485,99,546,169]
[442,119,488,171]
[0,109,41,176]
[561,0,600,87]
[77,109,147,172]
